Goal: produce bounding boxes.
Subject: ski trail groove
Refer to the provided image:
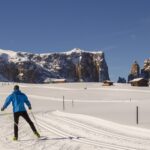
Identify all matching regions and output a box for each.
[49,114,150,145]
[37,116,137,150]
[40,115,149,150]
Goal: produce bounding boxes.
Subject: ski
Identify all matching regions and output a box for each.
[37,136,48,141]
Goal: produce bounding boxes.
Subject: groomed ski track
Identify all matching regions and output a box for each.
[1,111,150,150]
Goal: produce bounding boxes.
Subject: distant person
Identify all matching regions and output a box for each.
[1,85,40,141]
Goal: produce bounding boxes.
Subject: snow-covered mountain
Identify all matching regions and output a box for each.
[0,48,109,83]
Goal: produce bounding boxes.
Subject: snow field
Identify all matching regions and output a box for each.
[1,111,150,150]
[0,82,150,149]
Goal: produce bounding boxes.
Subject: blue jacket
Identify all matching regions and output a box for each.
[2,90,31,113]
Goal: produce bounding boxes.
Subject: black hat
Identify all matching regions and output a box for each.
[14,85,19,90]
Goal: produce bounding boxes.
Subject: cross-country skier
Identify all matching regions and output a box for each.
[1,85,40,141]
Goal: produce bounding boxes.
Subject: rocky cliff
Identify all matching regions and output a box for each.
[128,59,150,82]
[128,61,140,82]
[0,48,110,83]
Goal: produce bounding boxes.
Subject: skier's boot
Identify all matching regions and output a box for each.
[13,137,18,141]
[34,131,40,138]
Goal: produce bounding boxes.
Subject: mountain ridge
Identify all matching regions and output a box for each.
[0,48,109,83]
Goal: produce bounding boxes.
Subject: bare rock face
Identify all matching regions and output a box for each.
[98,54,110,82]
[141,58,150,80]
[0,48,110,83]
[0,61,18,81]
[16,61,51,83]
[128,59,150,83]
[128,61,140,82]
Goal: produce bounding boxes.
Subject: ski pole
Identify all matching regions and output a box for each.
[30,110,41,132]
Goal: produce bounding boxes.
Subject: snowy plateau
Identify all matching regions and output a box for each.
[0,82,150,150]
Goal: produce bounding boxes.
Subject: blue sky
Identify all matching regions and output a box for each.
[0,0,150,81]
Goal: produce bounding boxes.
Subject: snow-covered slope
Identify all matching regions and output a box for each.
[0,49,17,56]
[0,49,34,62]
[0,48,103,63]
[0,49,17,62]
[1,110,150,150]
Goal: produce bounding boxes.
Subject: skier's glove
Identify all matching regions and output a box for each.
[1,107,4,111]
[29,106,32,110]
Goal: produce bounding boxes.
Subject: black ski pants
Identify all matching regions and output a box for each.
[13,111,37,138]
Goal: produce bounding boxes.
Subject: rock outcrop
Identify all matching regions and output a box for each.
[0,48,110,83]
[128,59,150,83]
[128,61,140,82]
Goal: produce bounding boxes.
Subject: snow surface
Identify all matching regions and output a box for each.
[130,78,145,82]
[0,49,28,63]
[0,49,17,62]
[0,49,17,56]
[0,48,104,74]
[0,82,150,150]
[0,48,103,62]
[65,48,103,55]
